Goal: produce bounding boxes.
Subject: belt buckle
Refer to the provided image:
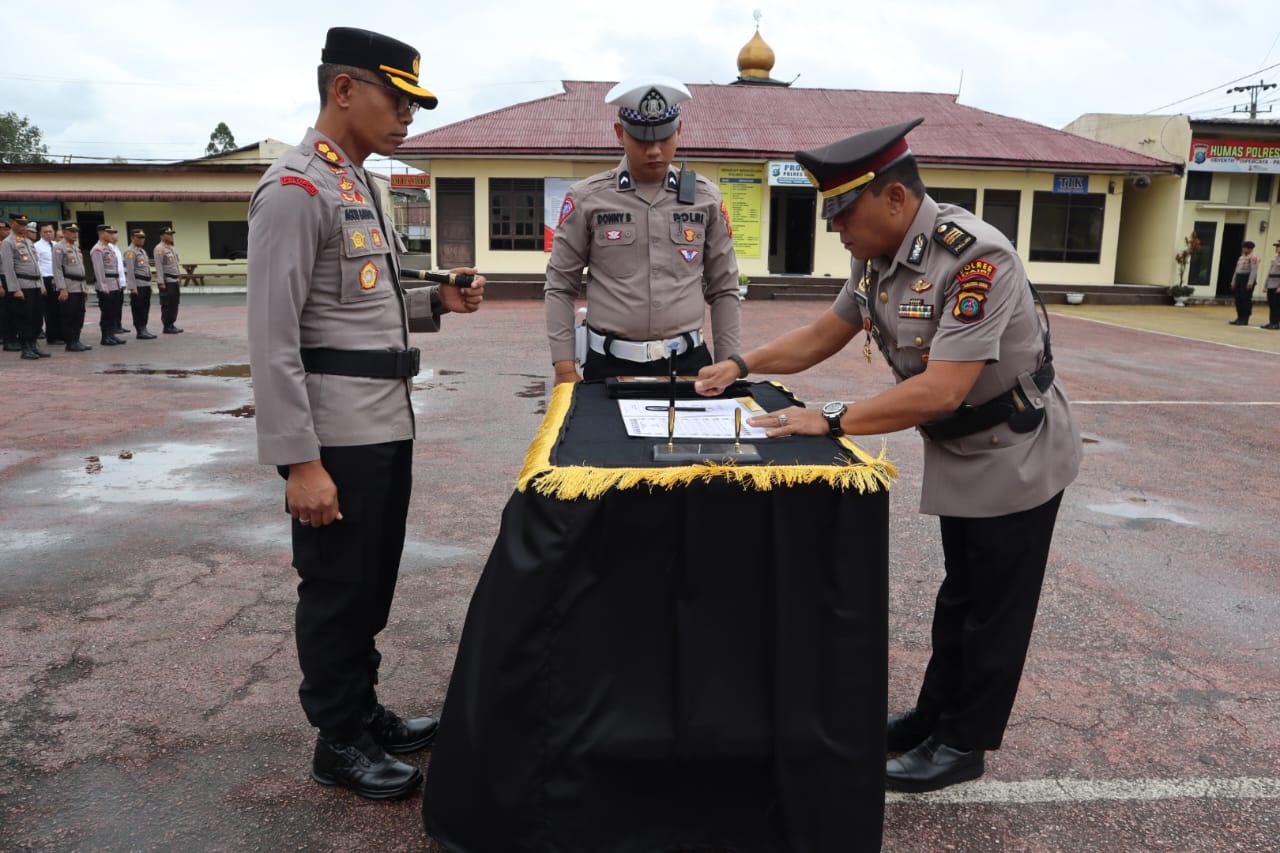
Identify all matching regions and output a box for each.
[646,340,666,361]
[402,347,421,377]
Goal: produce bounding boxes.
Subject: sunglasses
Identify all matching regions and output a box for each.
[350,75,420,117]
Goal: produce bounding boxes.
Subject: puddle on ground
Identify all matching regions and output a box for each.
[212,404,255,418]
[61,443,242,503]
[1087,498,1195,525]
[99,363,251,378]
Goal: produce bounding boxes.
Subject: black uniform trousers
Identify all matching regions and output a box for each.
[159,279,180,329]
[59,292,87,344]
[0,281,11,344]
[130,285,152,332]
[582,342,712,381]
[98,289,123,338]
[42,277,63,342]
[1266,285,1279,326]
[13,285,43,344]
[1233,272,1253,323]
[286,439,413,739]
[914,490,1064,751]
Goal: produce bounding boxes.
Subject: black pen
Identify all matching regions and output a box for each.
[645,405,707,412]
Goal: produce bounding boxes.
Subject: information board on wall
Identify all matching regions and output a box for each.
[1188,138,1280,173]
[719,165,764,259]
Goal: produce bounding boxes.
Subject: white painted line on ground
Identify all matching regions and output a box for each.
[1050,312,1280,355]
[885,776,1280,805]
[1071,400,1280,405]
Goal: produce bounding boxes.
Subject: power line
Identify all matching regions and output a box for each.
[1143,61,1280,114]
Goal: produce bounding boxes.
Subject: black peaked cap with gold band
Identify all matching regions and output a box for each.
[796,117,924,220]
[321,26,437,110]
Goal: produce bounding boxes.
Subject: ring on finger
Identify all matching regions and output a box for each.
[778,414,788,426]
[299,518,311,526]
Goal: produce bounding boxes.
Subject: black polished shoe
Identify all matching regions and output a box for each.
[886,708,935,753]
[1228,319,1245,325]
[363,703,438,755]
[163,325,184,334]
[115,326,131,333]
[1263,323,1279,330]
[100,337,119,346]
[885,735,985,793]
[21,347,41,360]
[310,730,422,800]
[110,336,127,345]
[66,341,92,352]
[136,329,157,340]
[34,346,51,358]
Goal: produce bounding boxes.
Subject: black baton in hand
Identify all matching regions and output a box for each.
[412,270,475,288]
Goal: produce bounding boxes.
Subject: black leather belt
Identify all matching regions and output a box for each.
[64,273,85,281]
[919,362,1056,442]
[17,273,40,282]
[163,277,179,284]
[300,347,420,378]
[136,275,151,282]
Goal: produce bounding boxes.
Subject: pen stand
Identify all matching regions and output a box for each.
[653,442,762,463]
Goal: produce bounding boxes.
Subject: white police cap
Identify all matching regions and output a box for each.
[606,76,691,142]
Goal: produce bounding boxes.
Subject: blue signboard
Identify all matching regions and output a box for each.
[1053,174,1089,194]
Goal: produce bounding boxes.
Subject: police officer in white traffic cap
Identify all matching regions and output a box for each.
[544,75,742,384]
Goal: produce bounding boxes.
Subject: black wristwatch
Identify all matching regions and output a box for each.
[822,401,847,437]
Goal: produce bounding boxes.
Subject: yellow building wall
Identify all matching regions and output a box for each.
[1116,175,1183,286]
[428,157,1133,285]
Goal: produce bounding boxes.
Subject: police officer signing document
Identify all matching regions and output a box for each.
[696,119,1082,793]
[247,26,484,801]
[545,76,741,382]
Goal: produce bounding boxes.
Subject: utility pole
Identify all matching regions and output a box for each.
[1227,79,1276,119]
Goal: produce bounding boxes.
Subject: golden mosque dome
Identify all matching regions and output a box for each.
[737,29,776,80]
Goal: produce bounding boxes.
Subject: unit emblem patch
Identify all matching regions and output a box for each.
[679,249,700,263]
[359,261,378,290]
[557,197,576,226]
[953,291,987,323]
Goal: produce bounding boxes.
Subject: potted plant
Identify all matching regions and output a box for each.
[1171,231,1200,306]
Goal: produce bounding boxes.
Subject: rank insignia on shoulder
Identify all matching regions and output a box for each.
[327,164,346,176]
[953,290,987,323]
[617,170,632,190]
[934,221,976,256]
[314,140,344,164]
[910,278,934,293]
[680,248,700,263]
[899,299,935,319]
[359,260,378,290]
[338,178,355,192]
[666,172,679,191]
[281,175,318,196]
[908,233,927,265]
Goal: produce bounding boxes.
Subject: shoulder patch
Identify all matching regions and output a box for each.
[720,200,732,237]
[953,290,987,324]
[557,196,576,227]
[956,259,997,288]
[933,221,976,256]
[281,175,318,196]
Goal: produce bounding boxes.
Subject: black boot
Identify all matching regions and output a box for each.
[310,729,422,800]
[21,344,40,360]
[363,703,438,755]
[66,341,92,352]
[137,328,157,340]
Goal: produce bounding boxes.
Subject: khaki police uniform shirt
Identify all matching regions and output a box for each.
[90,242,122,292]
[154,242,181,289]
[1234,253,1260,287]
[1266,255,1280,290]
[52,242,88,293]
[832,196,1081,518]
[124,243,152,290]
[544,157,741,364]
[0,233,42,290]
[246,128,442,466]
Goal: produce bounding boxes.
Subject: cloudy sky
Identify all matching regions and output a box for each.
[4,0,1278,172]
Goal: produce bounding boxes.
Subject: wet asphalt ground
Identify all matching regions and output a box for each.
[1,294,1277,852]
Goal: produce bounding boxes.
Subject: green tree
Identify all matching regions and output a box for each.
[0,112,49,164]
[205,122,238,156]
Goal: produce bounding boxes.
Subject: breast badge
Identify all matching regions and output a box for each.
[680,249,700,263]
[359,260,378,290]
[899,299,935,319]
[910,278,933,293]
[684,228,697,242]
[370,228,384,248]
[351,231,367,251]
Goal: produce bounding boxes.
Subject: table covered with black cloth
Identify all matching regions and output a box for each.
[424,380,896,853]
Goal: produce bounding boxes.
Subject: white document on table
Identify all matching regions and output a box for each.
[618,397,771,439]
